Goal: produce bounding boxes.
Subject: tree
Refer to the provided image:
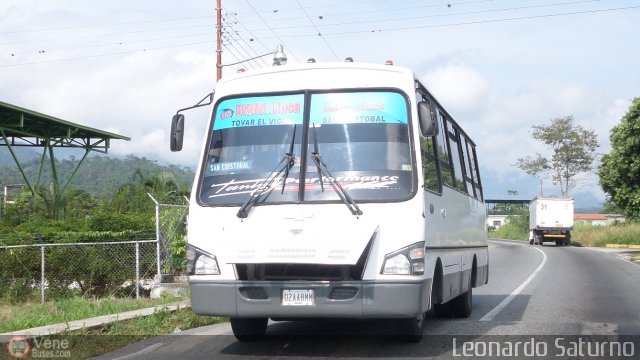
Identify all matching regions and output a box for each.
[599,98,640,219]
[515,116,598,196]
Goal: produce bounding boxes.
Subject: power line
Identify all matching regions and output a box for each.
[0,22,213,47]
[2,4,637,68]
[231,0,497,17]
[240,5,640,38]
[222,15,270,67]
[2,32,213,57]
[223,9,273,56]
[296,0,340,61]
[237,0,603,32]
[244,0,300,62]
[0,15,212,36]
[222,27,266,68]
[0,40,213,68]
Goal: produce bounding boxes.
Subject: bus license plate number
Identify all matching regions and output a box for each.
[282,289,314,306]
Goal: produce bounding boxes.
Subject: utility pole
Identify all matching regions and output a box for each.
[216,0,222,81]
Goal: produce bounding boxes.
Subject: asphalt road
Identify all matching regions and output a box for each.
[94,240,640,360]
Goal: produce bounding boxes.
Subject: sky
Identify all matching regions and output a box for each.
[1,0,639,208]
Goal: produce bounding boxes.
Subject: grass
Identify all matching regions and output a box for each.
[571,222,640,247]
[0,307,226,360]
[0,294,186,333]
[489,221,640,248]
[488,223,528,241]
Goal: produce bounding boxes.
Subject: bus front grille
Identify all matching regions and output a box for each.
[235,240,372,281]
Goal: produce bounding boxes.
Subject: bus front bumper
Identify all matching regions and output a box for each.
[189,279,431,319]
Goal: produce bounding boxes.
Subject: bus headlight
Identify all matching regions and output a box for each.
[381,242,425,275]
[383,254,411,274]
[187,245,220,275]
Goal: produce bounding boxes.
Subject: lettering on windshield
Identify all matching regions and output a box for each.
[214,94,304,130]
[310,92,408,125]
[207,174,402,199]
[208,160,253,173]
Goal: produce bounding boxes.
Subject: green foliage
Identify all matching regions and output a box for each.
[599,97,640,220]
[0,295,186,333]
[516,116,598,196]
[489,211,530,240]
[0,190,47,226]
[572,222,640,247]
[0,240,157,301]
[88,211,154,232]
[0,156,193,302]
[0,154,195,201]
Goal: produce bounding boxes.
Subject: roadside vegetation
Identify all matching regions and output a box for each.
[488,211,529,241]
[0,307,225,360]
[67,308,224,359]
[0,294,186,333]
[570,222,640,247]
[489,214,639,248]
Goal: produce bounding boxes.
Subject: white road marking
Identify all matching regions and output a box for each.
[108,342,164,360]
[480,246,547,322]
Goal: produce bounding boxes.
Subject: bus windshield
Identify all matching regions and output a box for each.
[197,90,415,206]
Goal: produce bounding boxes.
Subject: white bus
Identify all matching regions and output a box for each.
[170,60,488,342]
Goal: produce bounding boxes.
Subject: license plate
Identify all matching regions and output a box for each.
[282,289,314,306]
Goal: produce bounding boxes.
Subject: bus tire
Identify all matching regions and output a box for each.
[230,317,268,342]
[452,276,472,318]
[529,238,534,245]
[396,313,425,343]
[433,302,451,318]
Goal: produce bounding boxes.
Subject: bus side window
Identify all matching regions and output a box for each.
[417,93,442,193]
[436,110,455,188]
[466,140,483,201]
[420,137,441,193]
[460,136,476,197]
[448,127,467,193]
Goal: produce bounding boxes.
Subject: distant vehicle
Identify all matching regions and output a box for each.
[170,59,488,342]
[529,196,574,246]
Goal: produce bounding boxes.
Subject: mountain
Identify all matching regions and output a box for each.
[0,153,195,199]
[0,147,39,168]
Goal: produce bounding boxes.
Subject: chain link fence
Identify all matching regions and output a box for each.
[149,194,188,279]
[0,239,158,303]
[0,196,189,303]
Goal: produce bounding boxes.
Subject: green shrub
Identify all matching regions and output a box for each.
[488,211,529,240]
[88,212,154,232]
[572,221,640,247]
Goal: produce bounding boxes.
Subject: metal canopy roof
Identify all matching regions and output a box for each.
[0,100,129,152]
[0,100,130,219]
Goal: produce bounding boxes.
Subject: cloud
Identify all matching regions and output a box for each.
[421,63,489,111]
[2,47,216,168]
[417,61,624,204]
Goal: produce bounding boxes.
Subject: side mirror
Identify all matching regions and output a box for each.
[170,114,185,152]
[418,101,438,137]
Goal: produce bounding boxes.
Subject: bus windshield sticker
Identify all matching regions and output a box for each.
[205,172,404,199]
[208,160,253,174]
[213,94,304,130]
[310,92,407,126]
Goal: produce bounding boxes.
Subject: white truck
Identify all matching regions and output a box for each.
[528,196,574,246]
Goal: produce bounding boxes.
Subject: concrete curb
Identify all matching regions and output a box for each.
[0,300,191,338]
[606,244,640,249]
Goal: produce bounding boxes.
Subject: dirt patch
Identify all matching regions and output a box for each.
[0,304,14,323]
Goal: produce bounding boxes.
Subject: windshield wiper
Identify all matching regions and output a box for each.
[280,124,296,194]
[236,125,296,219]
[310,124,363,217]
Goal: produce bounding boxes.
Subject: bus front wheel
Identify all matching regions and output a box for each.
[396,313,425,343]
[230,317,268,342]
